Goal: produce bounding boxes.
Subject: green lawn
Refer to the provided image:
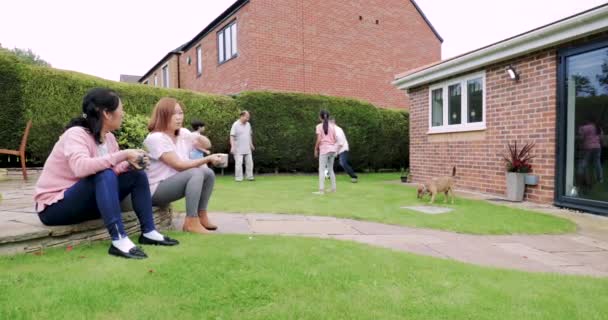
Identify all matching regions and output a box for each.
[1,234,607,320]
[174,173,575,235]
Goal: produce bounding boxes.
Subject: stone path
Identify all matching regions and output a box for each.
[2,169,608,277]
[173,211,608,277]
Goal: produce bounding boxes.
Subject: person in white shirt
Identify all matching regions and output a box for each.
[330,118,358,183]
[230,110,255,181]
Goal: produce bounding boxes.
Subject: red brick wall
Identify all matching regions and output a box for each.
[180,4,255,95]
[408,49,557,203]
[141,54,180,89]
[178,0,441,108]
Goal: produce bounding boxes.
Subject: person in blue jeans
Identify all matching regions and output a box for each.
[35,88,178,260]
[330,118,358,183]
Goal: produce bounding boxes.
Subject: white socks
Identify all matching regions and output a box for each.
[112,237,136,253]
[143,230,164,241]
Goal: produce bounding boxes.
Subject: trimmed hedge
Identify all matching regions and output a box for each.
[236,92,409,172]
[0,52,408,172]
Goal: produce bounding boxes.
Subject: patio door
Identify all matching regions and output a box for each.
[557,39,608,215]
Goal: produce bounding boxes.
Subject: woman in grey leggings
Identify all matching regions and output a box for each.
[144,97,224,234]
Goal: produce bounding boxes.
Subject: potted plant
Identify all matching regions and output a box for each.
[400,168,410,183]
[502,141,535,201]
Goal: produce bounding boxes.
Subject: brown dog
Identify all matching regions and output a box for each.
[417,167,456,204]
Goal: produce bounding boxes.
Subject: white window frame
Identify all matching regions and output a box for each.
[427,71,486,134]
[154,74,158,87]
[218,21,238,64]
[162,64,170,88]
[196,45,203,76]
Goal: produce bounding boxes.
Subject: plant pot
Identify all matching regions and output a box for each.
[400,176,408,183]
[506,172,525,202]
[524,174,539,186]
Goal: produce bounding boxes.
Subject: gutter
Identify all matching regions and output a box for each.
[393,4,608,90]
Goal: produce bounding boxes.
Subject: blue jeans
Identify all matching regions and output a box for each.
[338,151,358,179]
[38,169,156,240]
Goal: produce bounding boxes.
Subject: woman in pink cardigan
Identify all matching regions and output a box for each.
[34,88,178,259]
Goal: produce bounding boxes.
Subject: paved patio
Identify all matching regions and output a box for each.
[2,169,608,277]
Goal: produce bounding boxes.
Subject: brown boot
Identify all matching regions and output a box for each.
[182,216,209,234]
[198,211,218,230]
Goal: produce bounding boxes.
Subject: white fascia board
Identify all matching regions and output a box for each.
[393,6,608,90]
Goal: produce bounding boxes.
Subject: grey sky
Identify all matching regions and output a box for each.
[1,0,605,81]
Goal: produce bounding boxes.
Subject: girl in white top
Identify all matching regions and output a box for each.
[144,97,223,234]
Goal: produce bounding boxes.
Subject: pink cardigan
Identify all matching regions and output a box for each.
[34,127,130,212]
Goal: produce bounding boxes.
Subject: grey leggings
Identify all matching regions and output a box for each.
[152,167,215,217]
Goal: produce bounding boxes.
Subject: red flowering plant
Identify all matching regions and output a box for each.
[503,141,535,173]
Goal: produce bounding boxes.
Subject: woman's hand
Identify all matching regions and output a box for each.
[203,154,224,167]
[125,149,146,170]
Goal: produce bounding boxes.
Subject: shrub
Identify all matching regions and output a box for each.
[114,113,150,149]
[236,91,408,172]
[1,52,409,172]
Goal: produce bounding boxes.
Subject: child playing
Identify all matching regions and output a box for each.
[190,120,211,160]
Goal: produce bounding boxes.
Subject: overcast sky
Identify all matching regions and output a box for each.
[1,0,606,81]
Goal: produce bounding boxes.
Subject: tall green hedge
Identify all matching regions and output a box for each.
[236,92,409,172]
[0,52,408,172]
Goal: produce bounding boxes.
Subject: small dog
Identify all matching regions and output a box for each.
[417,167,456,204]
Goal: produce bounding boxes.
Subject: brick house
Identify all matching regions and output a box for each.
[393,4,608,215]
[138,0,442,108]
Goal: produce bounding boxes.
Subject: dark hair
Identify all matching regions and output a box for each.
[240,110,249,117]
[586,116,602,135]
[65,88,120,144]
[191,119,205,131]
[319,110,330,135]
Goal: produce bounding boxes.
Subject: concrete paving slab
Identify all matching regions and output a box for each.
[401,206,454,215]
[494,243,580,267]
[569,236,608,251]
[250,220,358,235]
[553,251,608,273]
[332,234,448,259]
[0,221,50,243]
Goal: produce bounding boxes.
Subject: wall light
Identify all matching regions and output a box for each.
[506,65,519,81]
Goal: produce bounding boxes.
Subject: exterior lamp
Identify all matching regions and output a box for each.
[506,65,520,81]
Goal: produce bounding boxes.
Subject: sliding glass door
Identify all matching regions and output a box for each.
[557,39,608,215]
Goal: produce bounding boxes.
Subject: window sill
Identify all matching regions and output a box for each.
[427,124,486,135]
[218,54,239,66]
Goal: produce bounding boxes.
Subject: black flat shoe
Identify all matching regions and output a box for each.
[138,234,180,246]
[108,245,148,259]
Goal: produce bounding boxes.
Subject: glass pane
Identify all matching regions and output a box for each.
[225,28,232,61]
[196,47,202,74]
[467,78,483,123]
[231,23,238,56]
[564,46,608,201]
[162,66,169,87]
[218,32,224,63]
[448,84,461,125]
[431,88,443,127]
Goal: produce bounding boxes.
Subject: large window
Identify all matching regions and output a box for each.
[556,40,608,215]
[428,72,486,133]
[196,45,203,76]
[162,65,169,88]
[218,21,238,64]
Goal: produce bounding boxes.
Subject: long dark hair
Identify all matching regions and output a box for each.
[65,88,120,144]
[319,110,330,135]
